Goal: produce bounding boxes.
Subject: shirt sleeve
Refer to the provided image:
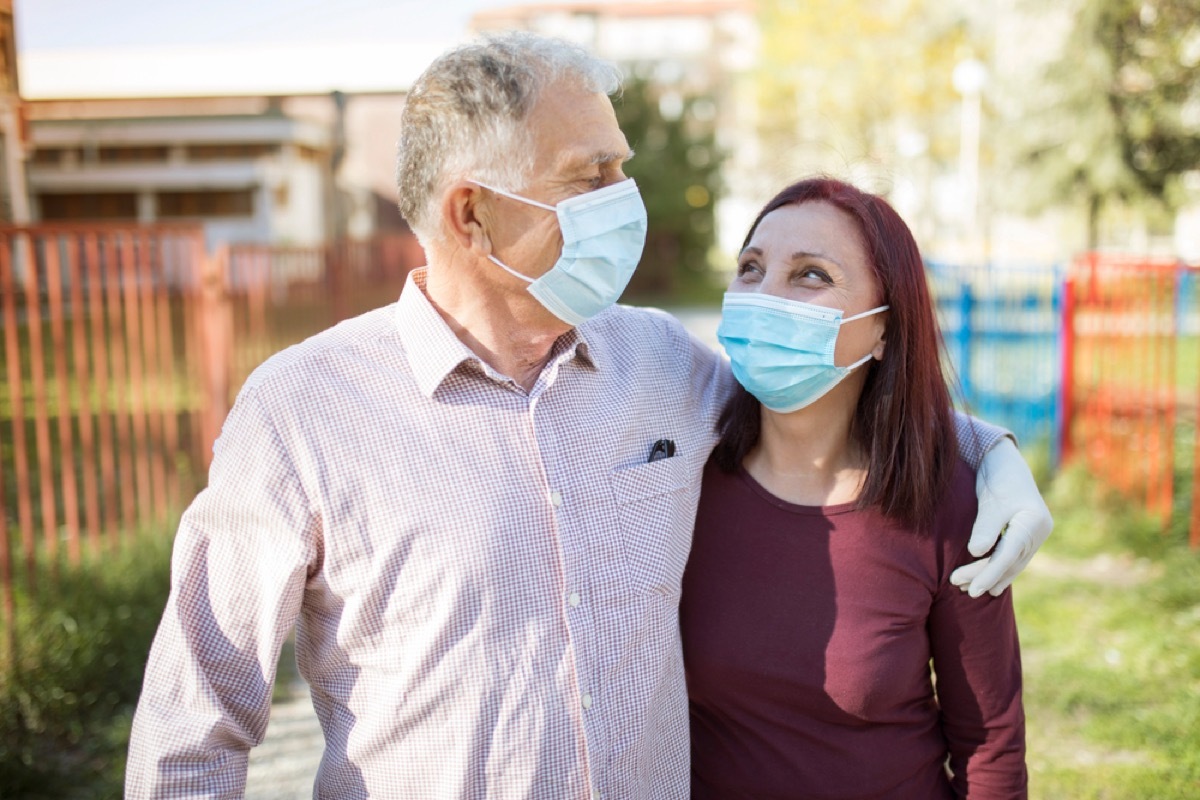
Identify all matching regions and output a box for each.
[953,411,1014,471]
[928,492,1028,799]
[125,389,319,799]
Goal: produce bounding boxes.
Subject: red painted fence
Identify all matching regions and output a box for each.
[1060,252,1199,548]
[0,225,422,651]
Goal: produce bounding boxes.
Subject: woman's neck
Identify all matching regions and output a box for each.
[744,385,868,507]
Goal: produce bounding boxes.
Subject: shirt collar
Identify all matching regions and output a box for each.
[395,268,598,398]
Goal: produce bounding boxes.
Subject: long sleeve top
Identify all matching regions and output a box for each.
[681,458,1027,799]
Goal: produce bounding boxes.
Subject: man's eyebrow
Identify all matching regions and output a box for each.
[590,148,635,166]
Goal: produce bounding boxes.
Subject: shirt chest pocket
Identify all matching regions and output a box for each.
[609,456,695,598]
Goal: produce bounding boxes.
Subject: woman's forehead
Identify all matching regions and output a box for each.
[750,202,868,264]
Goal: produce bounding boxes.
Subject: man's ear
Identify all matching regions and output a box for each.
[442,182,491,254]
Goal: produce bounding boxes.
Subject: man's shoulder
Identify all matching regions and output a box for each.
[239,303,401,398]
[584,302,691,345]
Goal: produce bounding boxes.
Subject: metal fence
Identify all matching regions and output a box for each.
[932,254,1200,548]
[4,235,1199,648]
[0,225,422,650]
[0,226,218,643]
[929,260,1064,456]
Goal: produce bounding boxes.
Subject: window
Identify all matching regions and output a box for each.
[157,189,254,218]
[296,145,325,163]
[97,145,170,163]
[185,143,278,161]
[31,148,69,165]
[39,192,138,220]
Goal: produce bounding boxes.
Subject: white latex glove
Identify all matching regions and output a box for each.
[949,437,1053,597]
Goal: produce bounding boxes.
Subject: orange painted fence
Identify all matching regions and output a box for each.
[0,225,217,645]
[1060,253,1200,548]
[0,224,422,647]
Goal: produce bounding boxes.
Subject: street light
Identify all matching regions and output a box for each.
[953,57,988,258]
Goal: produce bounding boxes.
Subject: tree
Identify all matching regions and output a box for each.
[1098,0,1200,202]
[1006,0,1199,247]
[613,71,723,302]
[751,0,976,197]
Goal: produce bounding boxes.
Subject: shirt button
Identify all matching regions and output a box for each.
[568,592,581,607]
[550,490,563,507]
[581,693,593,709]
[592,790,601,800]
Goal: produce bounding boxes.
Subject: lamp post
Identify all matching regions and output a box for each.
[953,57,988,260]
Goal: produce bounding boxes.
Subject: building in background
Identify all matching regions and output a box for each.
[0,0,29,223]
[22,91,409,248]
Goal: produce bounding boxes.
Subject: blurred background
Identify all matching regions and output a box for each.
[1,1,1198,797]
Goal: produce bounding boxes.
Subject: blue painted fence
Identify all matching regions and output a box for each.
[927,260,1065,460]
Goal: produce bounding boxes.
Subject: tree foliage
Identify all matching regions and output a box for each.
[1008,0,1199,245]
[613,71,723,302]
[1098,0,1200,201]
[753,0,975,186]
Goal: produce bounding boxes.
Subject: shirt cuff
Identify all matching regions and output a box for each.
[953,411,1015,471]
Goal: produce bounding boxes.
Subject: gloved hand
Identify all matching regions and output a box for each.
[950,437,1054,597]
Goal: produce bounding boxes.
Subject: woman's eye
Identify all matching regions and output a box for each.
[736,261,761,277]
[798,267,830,282]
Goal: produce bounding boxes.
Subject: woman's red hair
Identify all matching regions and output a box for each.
[714,177,957,529]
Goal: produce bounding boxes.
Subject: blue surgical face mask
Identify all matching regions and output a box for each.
[716,292,889,413]
[469,178,648,325]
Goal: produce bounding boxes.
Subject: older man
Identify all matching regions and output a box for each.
[126,32,1050,799]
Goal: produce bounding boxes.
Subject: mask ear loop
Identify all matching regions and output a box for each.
[840,305,889,369]
[468,180,559,284]
[468,180,557,211]
[841,304,890,324]
[486,255,535,284]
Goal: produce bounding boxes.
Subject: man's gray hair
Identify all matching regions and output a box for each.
[396,31,622,244]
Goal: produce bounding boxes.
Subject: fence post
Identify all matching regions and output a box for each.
[956,279,974,401]
[1058,274,1076,464]
[1,232,35,589]
[198,244,232,469]
[0,390,12,660]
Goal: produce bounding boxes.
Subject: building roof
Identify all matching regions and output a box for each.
[472,0,752,22]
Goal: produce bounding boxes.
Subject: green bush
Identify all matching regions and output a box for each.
[0,532,173,799]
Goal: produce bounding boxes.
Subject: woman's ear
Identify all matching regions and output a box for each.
[871,311,888,360]
[442,182,491,254]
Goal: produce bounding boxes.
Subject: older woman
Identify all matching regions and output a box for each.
[681,178,1026,799]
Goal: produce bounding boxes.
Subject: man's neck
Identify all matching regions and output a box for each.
[422,257,571,393]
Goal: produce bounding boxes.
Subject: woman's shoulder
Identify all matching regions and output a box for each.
[932,456,980,549]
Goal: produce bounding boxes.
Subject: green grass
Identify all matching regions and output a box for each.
[1016,465,1200,798]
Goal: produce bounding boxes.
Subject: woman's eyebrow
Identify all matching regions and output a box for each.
[789,250,843,269]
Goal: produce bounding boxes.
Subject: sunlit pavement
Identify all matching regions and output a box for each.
[243,308,722,797]
[245,684,323,799]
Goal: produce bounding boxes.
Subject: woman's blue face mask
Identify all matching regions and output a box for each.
[717,292,889,413]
